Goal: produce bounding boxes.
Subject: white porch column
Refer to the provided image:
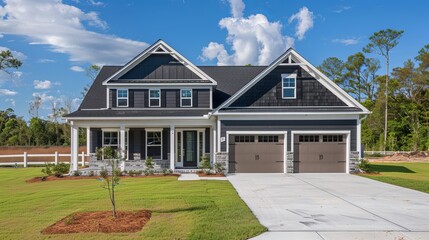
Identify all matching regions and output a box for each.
[120,125,126,159]
[70,124,79,172]
[212,126,217,164]
[86,127,91,156]
[170,125,175,170]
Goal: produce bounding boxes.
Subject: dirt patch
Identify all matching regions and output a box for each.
[197,173,225,177]
[41,210,151,234]
[0,146,86,163]
[368,151,429,163]
[26,174,181,183]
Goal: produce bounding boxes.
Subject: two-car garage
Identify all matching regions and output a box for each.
[228,133,348,173]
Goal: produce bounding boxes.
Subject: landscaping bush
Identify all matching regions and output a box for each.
[128,170,143,177]
[73,170,81,177]
[88,171,95,177]
[357,159,373,173]
[144,157,155,175]
[199,155,211,174]
[162,168,173,175]
[213,163,225,174]
[41,163,69,177]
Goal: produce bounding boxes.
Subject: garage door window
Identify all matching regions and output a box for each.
[323,135,343,142]
[258,135,279,142]
[234,135,255,143]
[299,135,320,142]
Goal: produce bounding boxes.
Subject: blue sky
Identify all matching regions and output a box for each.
[0,0,428,119]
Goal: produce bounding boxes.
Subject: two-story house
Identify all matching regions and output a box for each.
[64,40,370,174]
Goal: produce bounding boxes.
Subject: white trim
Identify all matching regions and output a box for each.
[86,127,91,155]
[106,88,110,108]
[290,130,351,174]
[180,89,193,107]
[105,82,217,87]
[170,125,175,170]
[102,40,217,85]
[214,49,370,114]
[209,87,213,109]
[65,116,210,120]
[149,89,161,107]
[215,112,367,116]
[174,128,206,168]
[281,73,297,99]
[145,129,163,160]
[116,89,129,107]
[357,118,361,152]
[217,118,221,152]
[226,131,288,174]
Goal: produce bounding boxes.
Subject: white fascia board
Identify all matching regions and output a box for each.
[214,111,368,116]
[102,40,217,85]
[64,116,210,121]
[213,49,293,112]
[105,82,217,87]
[213,48,370,114]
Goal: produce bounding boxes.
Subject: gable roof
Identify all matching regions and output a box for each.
[79,66,121,110]
[103,39,217,85]
[199,66,266,108]
[213,48,371,114]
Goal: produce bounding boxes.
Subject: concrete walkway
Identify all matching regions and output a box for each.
[227,173,429,240]
[177,173,227,181]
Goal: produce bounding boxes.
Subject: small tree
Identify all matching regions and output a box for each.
[144,157,154,175]
[98,146,121,218]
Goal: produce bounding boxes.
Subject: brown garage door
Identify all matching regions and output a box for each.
[294,134,346,173]
[229,135,284,173]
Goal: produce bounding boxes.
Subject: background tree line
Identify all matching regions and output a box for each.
[319,29,429,151]
[0,50,99,147]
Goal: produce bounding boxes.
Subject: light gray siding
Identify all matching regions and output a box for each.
[220,120,357,152]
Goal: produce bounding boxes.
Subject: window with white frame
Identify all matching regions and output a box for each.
[282,74,296,99]
[117,89,128,107]
[181,89,192,107]
[149,89,161,107]
[146,131,162,159]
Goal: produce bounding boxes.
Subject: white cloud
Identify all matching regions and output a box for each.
[5,98,15,106]
[88,0,104,7]
[38,58,56,63]
[228,0,245,18]
[33,80,52,89]
[32,92,54,103]
[200,0,294,66]
[0,34,3,38]
[0,89,17,96]
[0,0,148,65]
[333,6,351,14]
[0,70,22,86]
[333,38,360,46]
[70,66,85,72]
[288,7,314,40]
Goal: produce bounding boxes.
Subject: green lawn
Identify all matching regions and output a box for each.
[361,162,429,194]
[0,168,266,240]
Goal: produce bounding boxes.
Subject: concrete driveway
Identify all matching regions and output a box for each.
[227,173,429,240]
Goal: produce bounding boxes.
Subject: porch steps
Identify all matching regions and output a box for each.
[174,168,200,173]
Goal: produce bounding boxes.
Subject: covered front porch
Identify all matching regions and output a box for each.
[69,119,216,172]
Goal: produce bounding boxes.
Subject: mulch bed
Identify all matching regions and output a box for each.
[41,210,151,234]
[197,172,225,177]
[26,174,181,183]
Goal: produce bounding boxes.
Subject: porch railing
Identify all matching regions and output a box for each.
[0,152,89,167]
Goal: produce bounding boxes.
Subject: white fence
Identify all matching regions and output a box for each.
[0,152,89,167]
[364,151,412,156]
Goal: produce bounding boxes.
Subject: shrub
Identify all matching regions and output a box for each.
[128,170,143,177]
[199,155,211,174]
[88,171,95,177]
[213,163,225,174]
[41,163,69,177]
[145,157,154,170]
[162,168,173,175]
[357,159,372,173]
[144,169,154,176]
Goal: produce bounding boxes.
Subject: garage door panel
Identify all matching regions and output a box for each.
[229,135,284,173]
[294,135,346,173]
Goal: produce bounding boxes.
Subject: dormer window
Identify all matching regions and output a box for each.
[117,89,128,107]
[181,89,192,107]
[282,73,296,99]
[149,89,161,107]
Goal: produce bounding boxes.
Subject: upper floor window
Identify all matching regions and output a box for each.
[117,89,128,107]
[149,89,161,107]
[281,74,296,99]
[181,89,192,107]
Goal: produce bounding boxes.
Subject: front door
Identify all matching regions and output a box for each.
[183,131,198,167]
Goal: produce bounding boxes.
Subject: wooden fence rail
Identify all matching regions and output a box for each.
[0,152,89,167]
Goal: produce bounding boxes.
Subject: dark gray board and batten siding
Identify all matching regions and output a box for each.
[119,54,201,80]
[109,89,210,108]
[230,66,347,107]
[220,120,357,152]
